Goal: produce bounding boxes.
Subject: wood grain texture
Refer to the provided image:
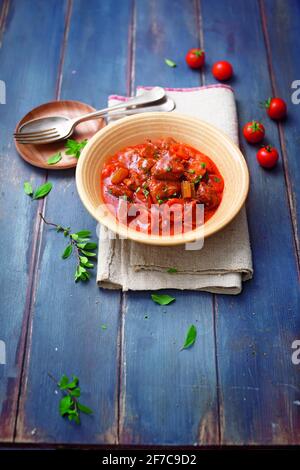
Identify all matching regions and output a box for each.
[120,292,219,445]
[14,0,132,444]
[201,0,300,444]
[0,0,299,447]
[119,0,219,446]
[262,0,300,266]
[0,0,67,441]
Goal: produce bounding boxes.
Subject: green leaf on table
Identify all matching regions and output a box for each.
[66,376,79,389]
[181,324,197,351]
[75,264,90,282]
[58,375,78,390]
[75,230,91,238]
[79,250,97,258]
[38,212,97,284]
[62,244,73,259]
[77,242,98,250]
[32,182,53,200]
[47,152,62,165]
[68,411,80,424]
[65,139,88,159]
[58,374,69,389]
[79,257,94,269]
[151,293,175,305]
[77,402,93,415]
[85,262,94,268]
[51,373,93,424]
[59,395,72,416]
[165,58,177,68]
[167,267,178,274]
[69,387,81,397]
[24,181,33,196]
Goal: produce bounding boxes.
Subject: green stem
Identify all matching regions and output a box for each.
[39,212,69,233]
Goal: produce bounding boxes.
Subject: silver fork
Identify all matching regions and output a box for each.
[14,87,166,145]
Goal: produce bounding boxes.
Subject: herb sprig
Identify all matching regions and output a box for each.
[46,139,88,166]
[49,373,93,424]
[39,213,97,283]
[65,139,88,159]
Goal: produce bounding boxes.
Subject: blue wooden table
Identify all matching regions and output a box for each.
[0,0,299,447]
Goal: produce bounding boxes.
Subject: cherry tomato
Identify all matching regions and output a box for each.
[185,48,205,69]
[243,121,265,144]
[264,97,287,120]
[256,145,279,169]
[212,61,233,81]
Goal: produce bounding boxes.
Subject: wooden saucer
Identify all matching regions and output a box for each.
[15,100,105,170]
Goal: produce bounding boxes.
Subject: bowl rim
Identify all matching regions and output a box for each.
[76,112,249,246]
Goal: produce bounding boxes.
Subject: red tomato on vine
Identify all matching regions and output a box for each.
[263,97,287,120]
[257,145,279,168]
[243,121,265,144]
[185,49,205,69]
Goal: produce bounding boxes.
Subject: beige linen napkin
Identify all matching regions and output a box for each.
[97,85,253,294]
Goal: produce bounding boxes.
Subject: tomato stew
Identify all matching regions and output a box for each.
[101,138,224,236]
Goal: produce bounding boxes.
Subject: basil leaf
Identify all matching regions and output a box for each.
[47,152,62,165]
[165,58,177,68]
[151,293,175,305]
[181,324,197,350]
[32,182,52,199]
[24,181,33,196]
[62,244,73,259]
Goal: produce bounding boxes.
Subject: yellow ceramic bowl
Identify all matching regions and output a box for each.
[76,112,249,246]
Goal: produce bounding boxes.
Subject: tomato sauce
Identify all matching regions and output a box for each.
[101,138,224,236]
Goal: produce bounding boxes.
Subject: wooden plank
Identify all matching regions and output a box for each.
[0,0,66,441]
[201,0,300,444]
[15,0,132,444]
[119,0,219,446]
[262,0,300,265]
